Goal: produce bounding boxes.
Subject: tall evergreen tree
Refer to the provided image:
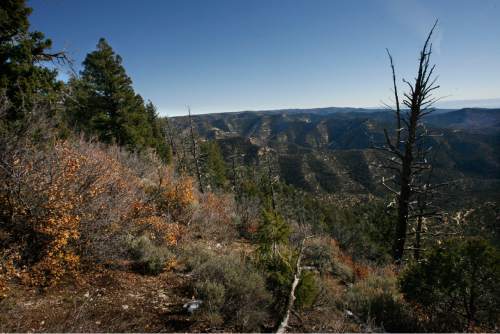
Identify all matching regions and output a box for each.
[68,38,141,146]
[145,101,172,163]
[0,0,62,126]
[201,140,227,190]
[66,38,169,160]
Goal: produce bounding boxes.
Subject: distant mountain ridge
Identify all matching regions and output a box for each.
[170,107,500,205]
[427,108,500,134]
[182,106,467,117]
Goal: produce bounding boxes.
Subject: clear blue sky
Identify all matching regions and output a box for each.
[30,0,500,115]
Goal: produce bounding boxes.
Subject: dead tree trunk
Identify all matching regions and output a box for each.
[188,107,204,193]
[380,21,441,264]
[265,149,277,210]
[229,146,240,195]
[163,116,177,156]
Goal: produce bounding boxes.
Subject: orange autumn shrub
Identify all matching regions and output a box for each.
[154,175,197,223]
[0,140,148,286]
[28,145,85,285]
[0,143,87,286]
[0,135,222,285]
[133,215,184,246]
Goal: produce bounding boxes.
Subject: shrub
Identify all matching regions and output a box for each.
[258,245,295,315]
[132,215,183,246]
[234,196,261,239]
[0,139,151,286]
[400,237,500,332]
[154,175,197,223]
[190,253,271,331]
[194,280,226,312]
[331,260,355,283]
[295,270,319,309]
[191,192,238,242]
[180,243,214,271]
[126,235,172,275]
[302,237,357,283]
[345,271,420,332]
[302,237,336,274]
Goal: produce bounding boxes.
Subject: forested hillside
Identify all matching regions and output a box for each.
[170,108,500,207]
[0,1,498,333]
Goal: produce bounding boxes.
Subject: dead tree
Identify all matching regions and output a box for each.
[163,115,177,157]
[228,145,245,197]
[380,21,442,263]
[261,147,278,210]
[187,106,204,193]
[230,147,239,192]
[176,133,190,175]
[405,134,449,260]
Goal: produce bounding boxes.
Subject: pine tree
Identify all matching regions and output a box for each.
[0,0,63,126]
[201,140,227,190]
[66,38,168,158]
[257,209,291,258]
[71,38,140,146]
[145,101,172,163]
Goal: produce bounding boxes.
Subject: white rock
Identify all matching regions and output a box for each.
[183,300,202,314]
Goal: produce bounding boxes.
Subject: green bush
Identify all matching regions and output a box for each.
[345,273,419,332]
[258,246,295,315]
[180,243,215,271]
[190,253,272,331]
[194,280,226,312]
[400,237,500,332]
[126,235,172,275]
[295,271,319,309]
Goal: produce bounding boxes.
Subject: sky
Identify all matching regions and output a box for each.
[29,0,500,116]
